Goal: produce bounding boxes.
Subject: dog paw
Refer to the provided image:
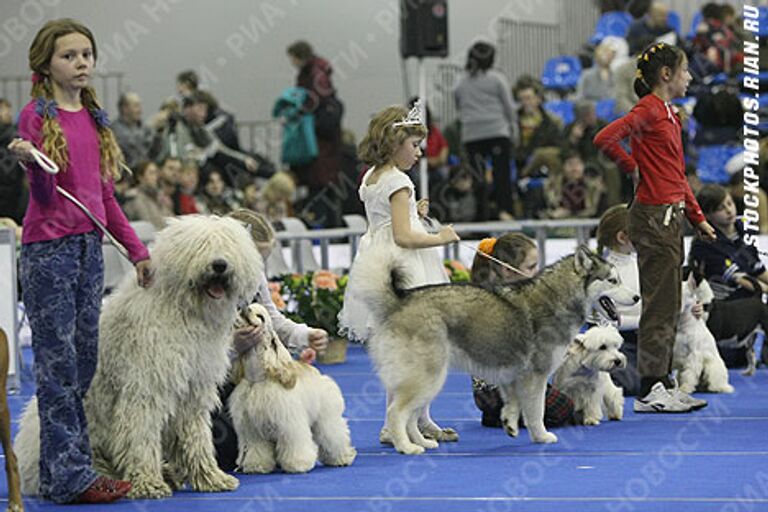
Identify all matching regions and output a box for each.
[502,419,519,438]
[713,384,735,393]
[239,460,276,474]
[280,458,316,473]
[742,367,756,377]
[322,447,357,467]
[583,417,601,426]
[416,438,439,450]
[424,427,459,442]
[128,477,173,499]
[190,469,239,493]
[532,432,558,444]
[379,427,393,445]
[678,384,696,394]
[396,443,425,455]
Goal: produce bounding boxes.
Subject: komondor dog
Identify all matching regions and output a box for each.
[228,303,356,474]
[673,269,734,394]
[15,215,262,499]
[552,326,626,425]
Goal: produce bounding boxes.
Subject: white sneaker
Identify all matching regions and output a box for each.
[634,382,693,413]
[667,387,708,410]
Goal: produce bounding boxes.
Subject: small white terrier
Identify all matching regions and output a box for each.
[552,326,626,425]
[227,303,357,473]
[673,270,734,394]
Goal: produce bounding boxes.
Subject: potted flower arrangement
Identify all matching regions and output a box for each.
[270,270,349,364]
[444,260,471,282]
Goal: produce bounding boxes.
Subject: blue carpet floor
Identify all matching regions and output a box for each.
[3,344,768,511]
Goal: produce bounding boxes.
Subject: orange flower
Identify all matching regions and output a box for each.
[448,260,467,273]
[268,281,286,310]
[312,270,338,290]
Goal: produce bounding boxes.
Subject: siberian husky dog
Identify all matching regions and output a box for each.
[351,245,639,454]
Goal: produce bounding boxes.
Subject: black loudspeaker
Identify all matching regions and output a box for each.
[400,0,449,58]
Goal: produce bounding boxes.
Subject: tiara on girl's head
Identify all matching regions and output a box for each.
[393,99,425,127]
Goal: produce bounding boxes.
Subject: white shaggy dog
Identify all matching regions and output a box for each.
[552,326,626,425]
[228,303,356,474]
[673,270,734,394]
[15,215,262,499]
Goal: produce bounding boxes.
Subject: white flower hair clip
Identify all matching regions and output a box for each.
[393,99,425,128]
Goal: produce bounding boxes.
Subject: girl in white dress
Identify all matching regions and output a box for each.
[339,104,459,343]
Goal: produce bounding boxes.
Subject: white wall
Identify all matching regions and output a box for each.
[0,0,558,137]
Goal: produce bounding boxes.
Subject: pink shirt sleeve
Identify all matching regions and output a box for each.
[17,106,56,205]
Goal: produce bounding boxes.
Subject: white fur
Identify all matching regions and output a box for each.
[15,215,263,498]
[228,304,356,474]
[552,326,626,425]
[673,274,734,394]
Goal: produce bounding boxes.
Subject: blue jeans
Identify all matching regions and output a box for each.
[20,231,103,503]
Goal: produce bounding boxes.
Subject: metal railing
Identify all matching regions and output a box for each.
[274,218,599,273]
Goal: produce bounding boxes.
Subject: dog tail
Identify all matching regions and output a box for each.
[347,248,411,324]
[14,397,40,496]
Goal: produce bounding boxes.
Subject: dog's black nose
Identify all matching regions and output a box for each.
[632,295,640,303]
[212,259,228,274]
[614,358,624,367]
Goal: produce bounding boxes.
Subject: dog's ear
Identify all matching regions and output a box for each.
[267,364,298,389]
[574,245,594,274]
[568,333,587,355]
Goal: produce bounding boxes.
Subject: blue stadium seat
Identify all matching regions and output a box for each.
[589,11,633,45]
[688,11,703,39]
[595,98,618,122]
[667,10,681,35]
[543,99,575,126]
[759,6,768,37]
[696,145,743,184]
[541,56,582,92]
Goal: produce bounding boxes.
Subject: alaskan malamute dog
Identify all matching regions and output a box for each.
[351,246,638,454]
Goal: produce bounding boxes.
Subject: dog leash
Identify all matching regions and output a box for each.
[421,216,528,277]
[18,145,133,262]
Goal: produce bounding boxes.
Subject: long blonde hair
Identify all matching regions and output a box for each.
[28,18,123,179]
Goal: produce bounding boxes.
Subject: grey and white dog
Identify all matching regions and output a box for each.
[351,245,639,455]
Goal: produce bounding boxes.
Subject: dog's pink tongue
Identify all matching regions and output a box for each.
[207,284,226,299]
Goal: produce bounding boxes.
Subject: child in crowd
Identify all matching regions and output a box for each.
[174,160,201,214]
[213,208,328,471]
[593,204,643,395]
[122,160,172,229]
[594,42,716,414]
[690,184,768,367]
[541,149,604,220]
[470,234,575,428]
[8,18,152,503]
[339,103,459,342]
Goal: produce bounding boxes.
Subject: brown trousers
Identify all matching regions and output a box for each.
[628,202,684,379]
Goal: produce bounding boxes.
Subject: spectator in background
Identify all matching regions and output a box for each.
[541,149,604,219]
[158,156,182,202]
[199,169,240,215]
[613,49,643,114]
[174,161,201,215]
[112,92,163,170]
[453,41,516,221]
[0,98,28,225]
[577,41,617,101]
[564,100,626,206]
[176,69,199,99]
[626,1,676,55]
[261,171,297,223]
[287,40,344,228]
[122,160,173,230]
[513,75,561,173]
[691,2,743,76]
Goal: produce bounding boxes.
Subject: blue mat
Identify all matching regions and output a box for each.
[4,344,768,511]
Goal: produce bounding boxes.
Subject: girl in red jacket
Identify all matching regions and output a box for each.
[594,42,716,414]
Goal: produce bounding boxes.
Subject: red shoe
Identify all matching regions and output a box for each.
[74,476,132,504]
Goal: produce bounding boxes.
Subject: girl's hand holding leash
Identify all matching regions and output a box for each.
[135,259,154,288]
[8,138,36,162]
[438,224,460,244]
